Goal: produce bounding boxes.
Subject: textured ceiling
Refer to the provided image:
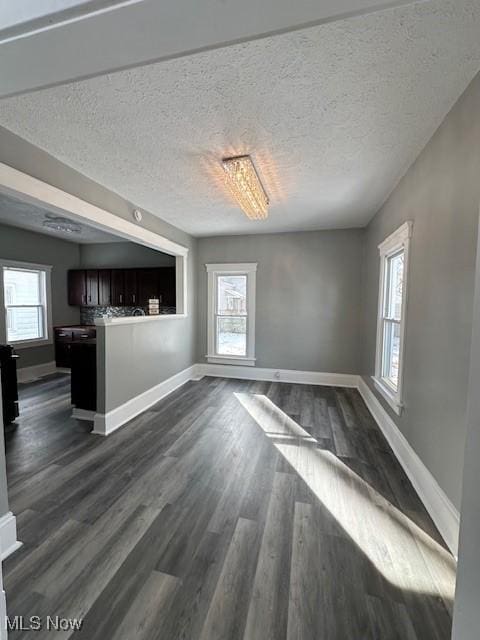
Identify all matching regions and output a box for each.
[0,193,121,244]
[0,0,479,236]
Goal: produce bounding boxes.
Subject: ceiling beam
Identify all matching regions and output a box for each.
[0,1,122,39]
[0,0,421,98]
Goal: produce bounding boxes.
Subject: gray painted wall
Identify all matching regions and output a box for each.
[0,374,9,517]
[0,222,80,368]
[79,241,175,268]
[0,126,197,414]
[197,230,364,373]
[98,247,196,414]
[452,212,480,640]
[361,72,480,509]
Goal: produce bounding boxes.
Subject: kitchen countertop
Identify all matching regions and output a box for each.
[54,324,95,329]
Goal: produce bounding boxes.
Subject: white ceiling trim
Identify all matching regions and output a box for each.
[0,162,189,257]
[0,0,420,97]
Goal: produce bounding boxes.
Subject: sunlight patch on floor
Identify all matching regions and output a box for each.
[234,392,456,603]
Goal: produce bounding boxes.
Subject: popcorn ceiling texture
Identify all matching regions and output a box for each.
[0,192,120,244]
[0,0,479,236]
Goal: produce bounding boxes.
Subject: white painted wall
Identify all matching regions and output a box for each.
[0,374,8,640]
[452,211,480,639]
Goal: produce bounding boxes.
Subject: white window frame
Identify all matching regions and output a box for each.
[373,222,412,415]
[206,263,257,366]
[0,259,53,349]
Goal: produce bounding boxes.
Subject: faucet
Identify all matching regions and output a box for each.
[132,307,146,316]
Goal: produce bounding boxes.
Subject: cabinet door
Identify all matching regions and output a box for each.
[111,270,125,306]
[86,270,99,306]
[98,270,111,306]
[55,342,72,368]
[158,267,176,307]
[138,269,160,306]
[68,270,87,306]
[71,344,97,410]
[124,270,138,305]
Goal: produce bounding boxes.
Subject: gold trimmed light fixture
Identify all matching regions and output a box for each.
[222,155,269,220]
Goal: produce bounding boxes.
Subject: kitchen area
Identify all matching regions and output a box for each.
[0,191,177,429]
[54,265,176,415]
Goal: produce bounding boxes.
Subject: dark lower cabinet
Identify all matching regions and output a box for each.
[54,328,73,368]
[55,341,72,368]
[0,345,19,426]
[55,327,96,368]
[71,342,96,411]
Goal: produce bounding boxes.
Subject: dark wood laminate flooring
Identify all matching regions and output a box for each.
[3,374,456,639]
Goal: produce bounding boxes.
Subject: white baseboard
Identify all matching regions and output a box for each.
[92,365,198,436]
[0,511,21,560]
[357,377,460,557]
[85,360,459,557]
[0,587,5,640]
[17,361,66,383]
[92,364,357,437]
[196,363,358,387]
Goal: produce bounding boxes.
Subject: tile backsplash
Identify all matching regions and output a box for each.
[80,306,176,324]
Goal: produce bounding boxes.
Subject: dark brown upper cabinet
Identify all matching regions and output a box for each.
[98,270,112,306]
[124,269,138,305]
[68,267,176,308]
[68,270,87,306]
[158,267,176,307]
[85,270,99,306]
[111,269,125,306]
[138,268,160,307]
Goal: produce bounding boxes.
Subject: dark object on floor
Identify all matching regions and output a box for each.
[71,340,97,411]
[0,344,19,426]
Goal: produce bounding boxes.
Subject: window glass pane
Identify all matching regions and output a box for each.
[217,316,247,356]
[382,320,401,389]
[6,307,43,342]
[385,251,404,320]
[4,269,42,305]
[217,275,247,316]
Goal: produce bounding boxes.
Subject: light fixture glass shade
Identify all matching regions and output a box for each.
[222,155,269,220]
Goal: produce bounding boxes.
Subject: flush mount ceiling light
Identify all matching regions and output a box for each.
[222,155,269,220]
[42,214,82,234]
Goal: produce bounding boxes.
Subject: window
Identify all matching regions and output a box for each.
[374,222,412,414]
[1,261,52,348]
[206,263,257,366]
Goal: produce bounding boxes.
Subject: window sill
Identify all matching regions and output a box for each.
[10,338,52,350]
[372,377,403,415]
[206,355,256,367]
